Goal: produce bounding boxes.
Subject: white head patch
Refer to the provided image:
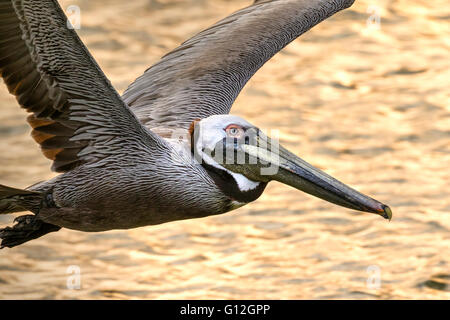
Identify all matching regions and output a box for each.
[195,115,260,192]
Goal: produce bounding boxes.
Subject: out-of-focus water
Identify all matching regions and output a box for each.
[0,0,449,299]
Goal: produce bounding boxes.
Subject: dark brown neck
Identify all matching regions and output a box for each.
[202,162,267,203]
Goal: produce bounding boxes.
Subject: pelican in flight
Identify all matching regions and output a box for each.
[0,0,391,248]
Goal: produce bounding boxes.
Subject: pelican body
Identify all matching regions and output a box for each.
[0,0,391,248]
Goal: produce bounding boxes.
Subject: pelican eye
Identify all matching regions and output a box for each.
[225,124,244,138]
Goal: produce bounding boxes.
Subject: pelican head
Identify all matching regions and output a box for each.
[192,115,392,219]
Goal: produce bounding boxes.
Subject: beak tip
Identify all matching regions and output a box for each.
[381,205,393,221]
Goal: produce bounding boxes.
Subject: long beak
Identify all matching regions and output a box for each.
[235,135,392,220]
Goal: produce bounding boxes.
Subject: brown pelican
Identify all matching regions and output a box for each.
[0,0,392,248]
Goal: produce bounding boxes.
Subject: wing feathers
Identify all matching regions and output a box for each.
[123,0,355,131]
[0,0,162,172]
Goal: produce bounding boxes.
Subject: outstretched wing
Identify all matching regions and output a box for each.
[0,0,164,172]
[122,0,355,131]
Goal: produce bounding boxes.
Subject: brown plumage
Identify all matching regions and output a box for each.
[0,0,392,249]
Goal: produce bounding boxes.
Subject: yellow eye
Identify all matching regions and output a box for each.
[225,124,244,138]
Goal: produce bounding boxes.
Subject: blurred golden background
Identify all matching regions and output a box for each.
[0,0,449,299]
